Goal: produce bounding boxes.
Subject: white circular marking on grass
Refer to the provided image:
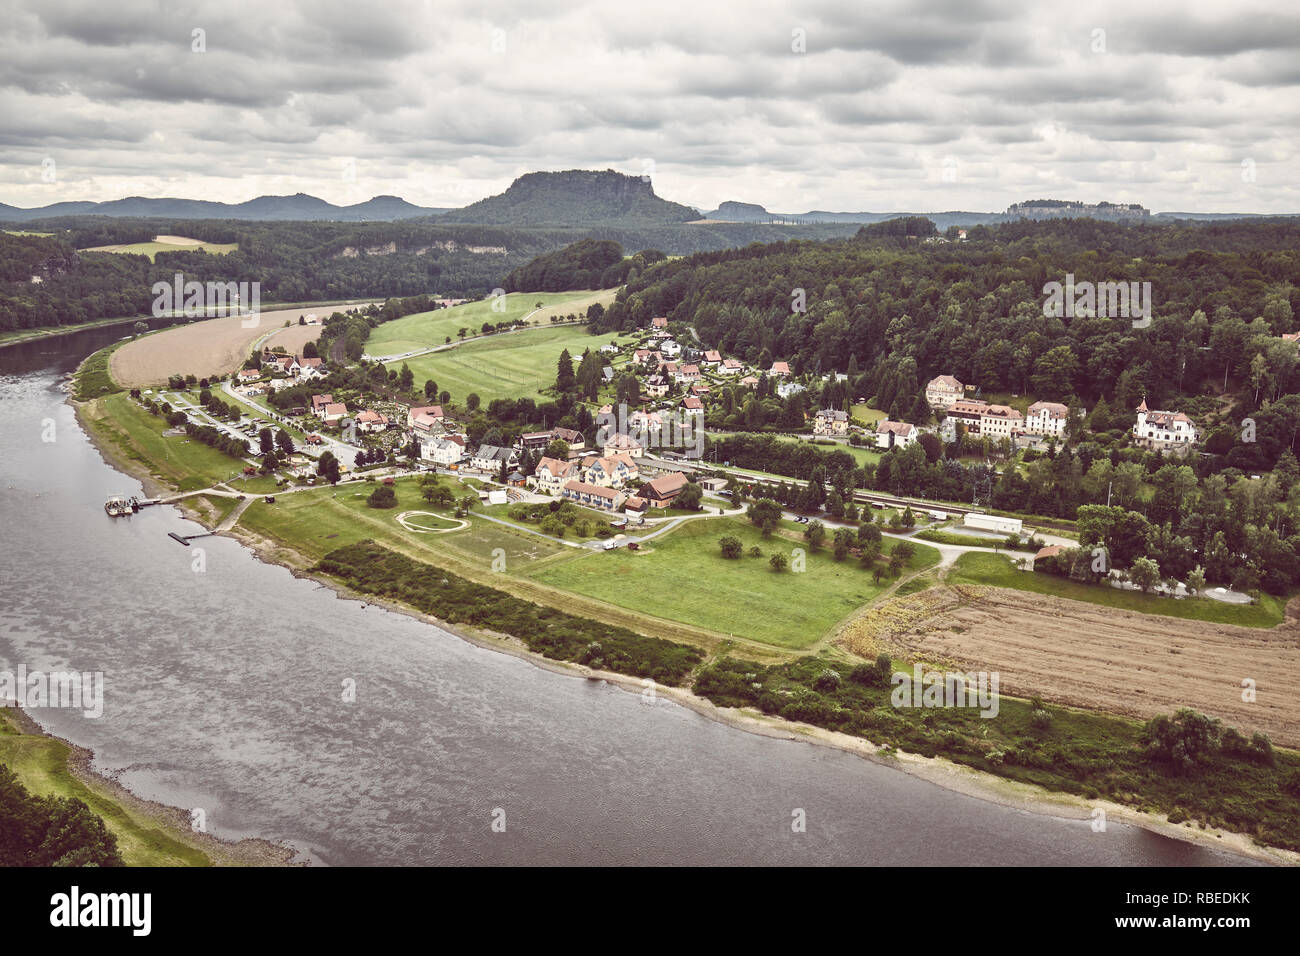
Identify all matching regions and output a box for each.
[395,510,468,533]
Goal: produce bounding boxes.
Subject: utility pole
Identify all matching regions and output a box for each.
[1106,480,1113,508]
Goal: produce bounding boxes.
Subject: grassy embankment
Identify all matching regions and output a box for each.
[0,709,213,865]
[80,237,238,262]
[949,551,1286,628]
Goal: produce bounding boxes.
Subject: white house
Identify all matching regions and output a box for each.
[355,410,390,433]
[420,437,465,466]
[407,405,445,432]
[660,339,682,357]
[980,404,1023,439]
[1133,400,1198,454]
[875,420,919,449]
[321,402,348,423]
[470,444,519,473]
[1024,401,1071,439]
[776,381,805,399]
[533,456,580,494]
[925,375,964,409]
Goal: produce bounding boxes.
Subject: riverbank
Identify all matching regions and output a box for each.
[0,704,299,866]
[69,369,1298,866]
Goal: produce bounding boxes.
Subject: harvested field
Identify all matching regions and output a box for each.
[867,584,1300,747]
[110,302,376,386]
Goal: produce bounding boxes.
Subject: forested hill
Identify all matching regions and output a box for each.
[438,170,700,226]
[502,239,671,292]
[592,216,1300,459]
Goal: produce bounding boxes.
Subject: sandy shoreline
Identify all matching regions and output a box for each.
[69,396,1298,867]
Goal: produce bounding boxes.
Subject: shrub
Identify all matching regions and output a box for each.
[719,535,743,559]
[367,486,397,509]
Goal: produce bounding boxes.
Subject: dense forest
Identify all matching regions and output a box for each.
[501,238,668,292]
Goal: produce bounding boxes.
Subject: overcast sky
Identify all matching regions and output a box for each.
[2,0,1297,214]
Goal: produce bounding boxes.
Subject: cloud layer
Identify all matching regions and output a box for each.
[1,0,1297,213]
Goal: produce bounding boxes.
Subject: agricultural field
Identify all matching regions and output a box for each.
[366,289,619,357]
[888,560,1300,747]
[386,323,631,404]
[949,551,1286,627]
[80,234,238,261]
[523,516,940,649]
[109,302,375,387]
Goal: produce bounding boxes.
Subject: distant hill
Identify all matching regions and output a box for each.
[0,193,448,223]
[440,170,699,226]
[701,201,1005,230]
[1006,199,1149,221]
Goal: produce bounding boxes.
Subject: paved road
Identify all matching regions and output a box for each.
[218,379,361,468]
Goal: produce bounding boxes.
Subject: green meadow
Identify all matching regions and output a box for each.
[366,289,618,356]
[523,516,939,649]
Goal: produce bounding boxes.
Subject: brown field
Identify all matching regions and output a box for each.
[110,302,377,387]
[870,585,1300,747]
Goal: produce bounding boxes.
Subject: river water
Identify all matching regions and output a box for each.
[0,326,1257,866]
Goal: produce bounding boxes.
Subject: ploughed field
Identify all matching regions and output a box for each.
[110,303,376,387]
[880,583,1300,748]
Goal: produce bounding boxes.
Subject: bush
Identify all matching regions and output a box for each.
[367,486,397,509]
[719,535,743,559]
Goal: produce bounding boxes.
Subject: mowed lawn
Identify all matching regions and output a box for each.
[237,475,565,568]
[366,289,618,356]
[949,551,1286,628]
[81,237,238,262]
[523,516,939,649]
[386,324,630,404]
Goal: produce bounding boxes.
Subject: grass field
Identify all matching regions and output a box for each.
[366,289,619,357]
[236,475,566,569]
[949,551,1286,627]
[81,236,238,262]
[0,709,211,865]
[385,324,630,404]
[524,516,939,649]
[851,403,887,425]
[82,393,275,493]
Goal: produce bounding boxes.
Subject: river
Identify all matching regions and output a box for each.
[0,326,1258,866]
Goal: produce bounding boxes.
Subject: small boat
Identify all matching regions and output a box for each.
[104,494,138,516]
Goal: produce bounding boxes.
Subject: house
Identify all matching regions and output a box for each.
[813,409,849,436]
[470,444,520,473]
[420,436,465,467]
[776,381,805,399]
[702,350,722,366]
[644,374,670,397]
[582,454,639,489]
[407,405,444,432]
[603,433,644,458]
[925,375,965,409]
[650,316,668,329]
[639,471,689,508]
[533,457,581,494]
[770,361,791,377]
[311,394,334,416]
[964,513,1022,535]
[1024,401,1071,439]
[600,343,620,354]
[946,399,989,433]
[519,430,556,451]
[273,354,301,376]
[660,340,682,358]
[681,395,704,412]
[1133,400,1198,454]
[875,420,919,449]
[980,404,1023,438]
[355,410,390,433]
[675,364,701,383]
[601,367,614,383]
[297,361,326,382]
[562,480,627,511]
[321,402,348,423]
[720,359,743,375]
[623,496,648,514]
[552,427,584,451]
[698,477,728,492]
[739,375,759,388]
[506,471,527,487]
[237,368,262,382]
